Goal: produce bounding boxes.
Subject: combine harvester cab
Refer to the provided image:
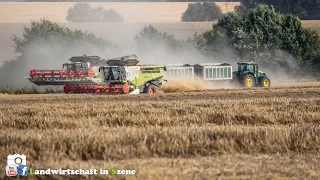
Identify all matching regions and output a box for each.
[27,55,105,86]
[64,54,168,94]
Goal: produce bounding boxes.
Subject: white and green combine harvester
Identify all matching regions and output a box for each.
[27,54,167,94]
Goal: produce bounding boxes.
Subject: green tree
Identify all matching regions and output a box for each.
[239,0,320,20]
[134,25,209,65]
[12,18,112,55]
[135,25,184,51]
[0,18,113,88]
[193,4,320,74]
[181,2,223,22]
[66,2,124,22]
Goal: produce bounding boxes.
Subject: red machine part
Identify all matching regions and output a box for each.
[30,69,64,78]
[30,68,94,79]
[63,84,130,94]
[88,68,94,77]
[64,85,96,94]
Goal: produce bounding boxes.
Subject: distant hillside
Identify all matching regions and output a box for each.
[0,2,240,23]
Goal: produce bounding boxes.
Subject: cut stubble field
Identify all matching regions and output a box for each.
[0,82,320,179]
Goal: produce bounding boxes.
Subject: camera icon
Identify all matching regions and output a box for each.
[7,154,27,166]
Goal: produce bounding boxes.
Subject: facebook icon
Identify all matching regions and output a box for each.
[17,165,29,176]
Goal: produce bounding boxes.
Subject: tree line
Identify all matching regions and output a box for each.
[239,0,320,20]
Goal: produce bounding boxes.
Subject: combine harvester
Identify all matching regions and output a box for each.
[28,54,107,86]
[165,61,271,87]
[27,54,167,94]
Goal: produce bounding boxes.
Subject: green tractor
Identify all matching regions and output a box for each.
[232,62,271,87]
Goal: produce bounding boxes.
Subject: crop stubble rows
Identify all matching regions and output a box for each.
[0,84,320,179]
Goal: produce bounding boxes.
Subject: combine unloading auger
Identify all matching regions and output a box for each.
[27,54,167,94]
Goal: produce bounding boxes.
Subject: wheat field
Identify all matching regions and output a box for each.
[0,82,320,179]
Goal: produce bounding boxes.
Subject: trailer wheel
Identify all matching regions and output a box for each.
[145,85,157,94]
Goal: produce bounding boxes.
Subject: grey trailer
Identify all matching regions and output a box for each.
[164,64,194,78]
[193,63,233,80]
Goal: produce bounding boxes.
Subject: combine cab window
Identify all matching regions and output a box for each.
[63,64,68,71]
[104,67,122,81]
[82,62,89,69]
[104,68,111,80]
[75,63,82,70]
[63,64,76,71]
[112,68,120,80]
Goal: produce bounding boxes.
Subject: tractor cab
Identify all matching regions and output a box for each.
[233,61,270,87]
[62,62,90,72]
[237,62,259,76]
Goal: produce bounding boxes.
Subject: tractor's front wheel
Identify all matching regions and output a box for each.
[242,74,255,88]
[259,77,271,87]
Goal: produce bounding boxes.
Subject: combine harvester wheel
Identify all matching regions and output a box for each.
[145,85,156,94]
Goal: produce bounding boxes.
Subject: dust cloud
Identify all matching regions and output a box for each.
[161,76,241,93]
[0,36,120,89]
[258,50,301,85]
[0,21,230,90]
[161,77,209,93]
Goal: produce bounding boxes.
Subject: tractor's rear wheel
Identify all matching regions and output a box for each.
[260,77,271,87]
[242,74,255,88]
